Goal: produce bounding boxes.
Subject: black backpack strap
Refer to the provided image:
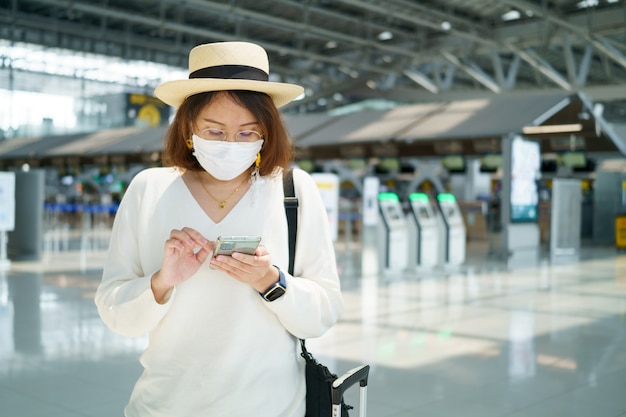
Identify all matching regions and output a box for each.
[283,168,299,276]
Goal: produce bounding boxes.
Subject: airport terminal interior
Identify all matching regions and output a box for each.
[2,1,626,416]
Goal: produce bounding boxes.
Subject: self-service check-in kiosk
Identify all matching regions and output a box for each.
[377,192,408,274]
[436,193,466,266]
[407,193,439,269]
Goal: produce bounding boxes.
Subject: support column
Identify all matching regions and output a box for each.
[8,170,45,261]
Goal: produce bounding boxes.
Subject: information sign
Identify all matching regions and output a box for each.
[0,172,15,231]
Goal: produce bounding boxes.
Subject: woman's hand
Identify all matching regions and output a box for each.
[210,245,279,293]
[151,227,213,303]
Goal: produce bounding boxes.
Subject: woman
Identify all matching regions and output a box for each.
[95,41,344,417]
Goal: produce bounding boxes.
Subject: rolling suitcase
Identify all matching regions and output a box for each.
[332,365,370,417]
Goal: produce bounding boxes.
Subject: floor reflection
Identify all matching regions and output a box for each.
[0,267,147,375]
[1,243,626,417]
[8,272,43,355]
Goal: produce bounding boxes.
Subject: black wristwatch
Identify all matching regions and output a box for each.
[261,266,287,302]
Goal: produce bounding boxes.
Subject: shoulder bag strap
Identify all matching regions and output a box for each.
[283,168,299,276]
[283,168,312,357]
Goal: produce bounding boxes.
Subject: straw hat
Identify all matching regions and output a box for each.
[154,41,304,108]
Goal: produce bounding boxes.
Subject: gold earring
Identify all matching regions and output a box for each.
[186,138,194,150]
[255,152,261,167]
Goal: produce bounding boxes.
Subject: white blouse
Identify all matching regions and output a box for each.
[95,167,344,417]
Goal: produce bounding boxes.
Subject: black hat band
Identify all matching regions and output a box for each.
[189,64,269,81]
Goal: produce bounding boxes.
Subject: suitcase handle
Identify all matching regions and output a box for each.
[331,365,370,405]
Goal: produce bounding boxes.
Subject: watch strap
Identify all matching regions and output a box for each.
[261,266,286,302]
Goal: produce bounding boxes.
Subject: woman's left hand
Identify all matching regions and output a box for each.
[209,245,279,292]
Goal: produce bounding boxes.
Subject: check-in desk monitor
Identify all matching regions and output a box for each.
[407,193,439,269]
[377,192,408,273]
[436,193,466,265]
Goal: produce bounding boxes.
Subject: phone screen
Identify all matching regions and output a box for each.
[213,236,261,257]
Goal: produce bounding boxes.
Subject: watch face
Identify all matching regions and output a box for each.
[264,285,286,302]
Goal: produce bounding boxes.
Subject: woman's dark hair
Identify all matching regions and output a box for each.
[162,90,294,176]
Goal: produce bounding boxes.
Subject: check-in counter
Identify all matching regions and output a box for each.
[377,192,408,274]
[406,192,439,270]
[435,193,466,266]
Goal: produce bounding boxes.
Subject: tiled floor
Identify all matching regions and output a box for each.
[1,232,626,417]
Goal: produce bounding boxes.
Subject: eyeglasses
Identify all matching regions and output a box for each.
[197,128,263,142]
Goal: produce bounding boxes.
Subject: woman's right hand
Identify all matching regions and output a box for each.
[151,227,213,303]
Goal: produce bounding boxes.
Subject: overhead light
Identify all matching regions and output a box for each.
[378,31,393,41]
[501,10,521,21]
[522,124,583,134]
[338,66,359,78]
[440,21,451,31]
[325,40,338,49]
[576,0,599,8]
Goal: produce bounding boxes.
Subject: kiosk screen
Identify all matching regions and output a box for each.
[386,205,402,221]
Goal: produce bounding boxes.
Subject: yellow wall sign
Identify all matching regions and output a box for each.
[137,104,161,127]
[616,214,626,249]
[126,93,169,127]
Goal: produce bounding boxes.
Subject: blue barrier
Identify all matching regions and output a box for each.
[44,203,119,214]
[338,212,361,221]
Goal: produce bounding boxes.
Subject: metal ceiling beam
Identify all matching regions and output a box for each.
[335,0,499,48]
[502,0,626,70]
[491,51,521,90]
[12,0,397,76]
[403,68,439,94]
[162,0,424,61]
[2,0,625,111]
[563,32,593,87]
[507,45,573,91]
[441,50,501,93]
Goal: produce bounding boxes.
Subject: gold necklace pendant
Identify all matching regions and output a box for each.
[195,171,248,209]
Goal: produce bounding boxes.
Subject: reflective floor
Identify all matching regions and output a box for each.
[1,234,626,417]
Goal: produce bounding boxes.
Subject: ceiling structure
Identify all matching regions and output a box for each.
[1,92,622,169]
[2,0,626,115]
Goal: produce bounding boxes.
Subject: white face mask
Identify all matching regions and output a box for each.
[192,135,263,181]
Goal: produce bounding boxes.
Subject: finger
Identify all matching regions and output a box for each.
[232,252,273,274]
[194,246,213,264]
[170,228,209,250]
[164,237,185,253]
[169,229,195,248]
[254,245,269,257]
[211,254,237,268]
[181,227,210,244]
[227,253,271,279]
[210,255,246,277]
[229,252,256,265]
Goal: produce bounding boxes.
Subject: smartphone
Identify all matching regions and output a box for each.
[213,235,262,257]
